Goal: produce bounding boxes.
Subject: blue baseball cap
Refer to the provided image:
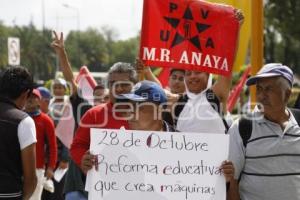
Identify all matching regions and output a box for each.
[246,63,294,86]
[117,80,167,104]
[37,86,52,100]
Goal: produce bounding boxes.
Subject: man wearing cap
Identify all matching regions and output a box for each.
[37,87,52,113]
[0,66,37,200]
[227,63,300,200]
[25,89,57,200]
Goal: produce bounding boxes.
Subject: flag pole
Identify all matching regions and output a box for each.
[250,0,264,109]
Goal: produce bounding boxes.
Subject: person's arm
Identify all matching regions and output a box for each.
[70,92,92,125]
[58,139,70,164]
[212,9,244,113]
[136,59,162,86]
[44,115,58,179]
[295,94,300,109]
[211,74,232,113]
[51,31,78,95]
[18,117,37,200]
[227,120,246,200]
[227,179,240,200]
[136,58,181,113]
[220,160,240,200]
[21,143,37,200]
[70,109,93,168]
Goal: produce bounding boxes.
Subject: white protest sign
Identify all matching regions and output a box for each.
[87,129,229,200]
[8,37,20,65]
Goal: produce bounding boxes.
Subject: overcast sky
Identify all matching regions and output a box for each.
[0,0,143,40]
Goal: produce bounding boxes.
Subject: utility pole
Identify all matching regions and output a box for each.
[250,0,264,108]
[62,4,81,68]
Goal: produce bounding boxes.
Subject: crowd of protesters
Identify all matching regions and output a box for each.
[1,7,300,200]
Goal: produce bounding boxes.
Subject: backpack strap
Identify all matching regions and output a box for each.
[237,115,253,182]
[290,108,300,125]
[206,89,230,133]
[238,116,253,148]
[174,94,189,126]
[238,109,300,148]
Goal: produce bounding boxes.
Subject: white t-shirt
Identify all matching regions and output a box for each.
[17,116,37,150]
[176,89,226,134]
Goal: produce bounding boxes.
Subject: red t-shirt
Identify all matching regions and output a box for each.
[70,102,129,167]
[32,112,57,169]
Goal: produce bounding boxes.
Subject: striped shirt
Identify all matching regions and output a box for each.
[229,109,300,200]
[0,191,22,199]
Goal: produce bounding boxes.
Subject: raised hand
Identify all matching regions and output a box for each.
[234,9,244,25]
[51,31,65,55]
[51,30,78,94]
[135,58,146,81]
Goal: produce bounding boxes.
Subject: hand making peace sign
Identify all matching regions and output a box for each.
[51,31,65,55]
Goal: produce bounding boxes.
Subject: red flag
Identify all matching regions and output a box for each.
[227,66,251,112]
[157,67,170,88]
[140,0,240,76]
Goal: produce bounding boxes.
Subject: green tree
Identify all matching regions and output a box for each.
[110,36,140,66]
[265,0,300,74]
[13,24,55,80]
[65,27,140,72]
[0,22,10,69]
[0,21,141,77]
[0,22,56,80]
[65,28,109,71]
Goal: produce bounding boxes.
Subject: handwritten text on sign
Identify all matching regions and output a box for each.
[86,129,229,200]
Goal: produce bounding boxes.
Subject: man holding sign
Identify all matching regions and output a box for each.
[70,62,138,174]
[85,80,235,200]
[228,64,300,200]
[117,80,234,182]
